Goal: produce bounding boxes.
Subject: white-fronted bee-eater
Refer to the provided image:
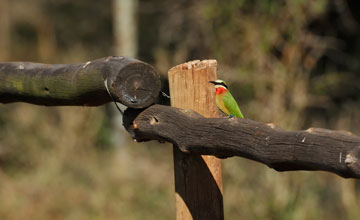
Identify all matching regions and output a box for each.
[209,80,244,118]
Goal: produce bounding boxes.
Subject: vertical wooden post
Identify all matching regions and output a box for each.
[168,60,223,220]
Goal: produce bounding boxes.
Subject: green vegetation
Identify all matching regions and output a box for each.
[1,0,360,219]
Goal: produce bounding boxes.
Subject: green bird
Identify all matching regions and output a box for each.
[209,80,244,118]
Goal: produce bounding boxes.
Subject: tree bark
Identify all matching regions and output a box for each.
[124,104,360,179]
[0,56,161,108]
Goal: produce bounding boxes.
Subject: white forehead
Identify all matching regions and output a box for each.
[214,84,227,89]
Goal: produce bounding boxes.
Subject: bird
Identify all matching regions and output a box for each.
[209,79,244,118]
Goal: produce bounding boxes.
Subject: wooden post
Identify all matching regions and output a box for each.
[168,60,223,219]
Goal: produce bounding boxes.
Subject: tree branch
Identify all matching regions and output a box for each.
[0,56,161,108]
[124,105,360,179]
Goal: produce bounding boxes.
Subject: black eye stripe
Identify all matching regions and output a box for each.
[212,81,228,89]
[221,83,228,89]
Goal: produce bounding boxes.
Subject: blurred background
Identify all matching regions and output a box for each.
[1,0,360,219]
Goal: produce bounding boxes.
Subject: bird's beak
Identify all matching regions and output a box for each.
[209,81,216,85]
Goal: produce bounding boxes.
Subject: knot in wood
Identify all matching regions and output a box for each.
[345,146,360,175]
[150,116,159,125]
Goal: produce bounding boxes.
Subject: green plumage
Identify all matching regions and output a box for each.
[210,79,244,118]
[223,91,244,118]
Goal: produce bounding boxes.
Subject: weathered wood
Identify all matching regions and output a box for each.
[168,60,223,220]
[0,56,160,108]
[124,104,360,179]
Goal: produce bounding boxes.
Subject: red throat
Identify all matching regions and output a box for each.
[215,87,227,95]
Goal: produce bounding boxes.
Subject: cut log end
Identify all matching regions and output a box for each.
[0,56,161,107]
[112,61,161,108]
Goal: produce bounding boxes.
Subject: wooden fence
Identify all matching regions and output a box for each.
[1,56,360,220]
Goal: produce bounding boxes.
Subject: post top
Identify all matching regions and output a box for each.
[168,60,217,73]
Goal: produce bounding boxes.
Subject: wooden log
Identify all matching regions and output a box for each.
[0,56,160,108]
[124,104,360,179]
[168,60,224,220]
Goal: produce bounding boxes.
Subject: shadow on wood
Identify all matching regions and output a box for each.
[173,147,223,219]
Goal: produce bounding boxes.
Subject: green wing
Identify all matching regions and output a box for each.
[223,92,244,118]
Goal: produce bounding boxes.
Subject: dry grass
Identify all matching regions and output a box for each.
[0,104,175,219]
[0,104,359,219]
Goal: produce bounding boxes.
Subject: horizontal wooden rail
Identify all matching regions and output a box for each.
[124,104,360,179]
[0,56,161,108]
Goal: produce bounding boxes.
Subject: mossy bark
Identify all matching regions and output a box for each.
[0,56,161,108]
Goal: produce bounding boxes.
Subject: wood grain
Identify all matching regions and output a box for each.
[168,60,224,220]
